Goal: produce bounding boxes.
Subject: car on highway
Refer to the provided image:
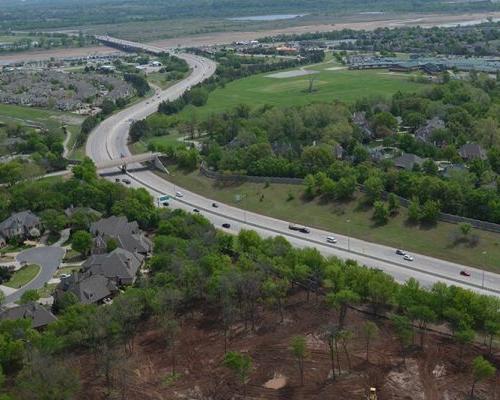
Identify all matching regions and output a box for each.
[115,178,120,183]
[175,191,184,198]
[212,202,219,208]
[460,270,471,277]
[326,236,337,244]
[162,202,169,207]
[289,224,310,234]
[222,223,230,229]
[122,178,131,185]
[193,208,200,213]
[403,254,414,261]
[396,249,406,255]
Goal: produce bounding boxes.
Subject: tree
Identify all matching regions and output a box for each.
[470,356,496,399]
[407,198,421,223]
[372,201,389,225]
[261,277,288,323]
[129,119,149,142]
[391,315,413,362]
[106,238,118,253]
[364,176,384,204]
[361,321,379,363]
[291,335,308,386]
[72,157,97,182]
[459,223,472,237]
[223,351,252,398]
[327,289,360,329]
[40,209,67,234]
[407,305,436,347]
[71,230,92,256]
[15,352,81,400]
[454,327,474,368]
[420,200,440,224]
[19,290,40,305]
[321,324,341,379]
[388,193,399,215]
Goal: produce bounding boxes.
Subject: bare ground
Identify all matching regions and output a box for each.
[74,291,500,400]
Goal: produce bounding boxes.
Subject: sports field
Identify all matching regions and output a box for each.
[177,61,430,120]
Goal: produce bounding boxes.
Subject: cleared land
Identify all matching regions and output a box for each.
[176,62,429,120]
[4,264,41,289]
[158,166,500,273]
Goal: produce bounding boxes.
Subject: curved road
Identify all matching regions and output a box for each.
[87,51,500,297]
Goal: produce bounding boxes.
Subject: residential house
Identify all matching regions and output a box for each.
[352,111,374,138]
[415,117,445,143]
[0,302,56,329]
[82,248,144,286]
[0,211,41,242]
[55,271,117,305]
[393,153,426,171]
[459,143,487,161]
[90,216,152,256]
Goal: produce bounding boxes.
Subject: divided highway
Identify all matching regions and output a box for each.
[86,48,500,297]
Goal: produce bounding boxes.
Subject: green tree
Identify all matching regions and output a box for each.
[407,198,421,223]
[459,223,472,237]
[391,315,413,361]
[372,201,389,225]
[71,230,92,256]
[40,209,67,233]
[364,176,384,204]
[420,200,440,224]
[291,335,308,386]
[19,289,40,305]
[72,157,97,182]
[223,351,252,398]
[361,321,379,363]
[327,289,360,329]
[470,356,496,399]
[454,327,474,368]
[106,238,118,253]
[388,193,399,215]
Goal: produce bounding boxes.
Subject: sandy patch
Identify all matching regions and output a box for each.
[263,373,287,389]
[266,69,319,79]
[326,66,347,71]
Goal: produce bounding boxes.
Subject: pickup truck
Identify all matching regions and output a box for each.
[288,224,310,234]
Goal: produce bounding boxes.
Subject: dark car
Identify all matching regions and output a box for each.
[460,270,471,277]
[222,223,230,229]
[396,249,406,255]
[115,178,120,183]
[193,208,200,213]
[122,178,131,185]
[162,202,169,207]
[212,203,219,208]
[289,224,310,233]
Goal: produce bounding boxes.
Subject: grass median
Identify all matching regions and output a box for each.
[4,264,41,289]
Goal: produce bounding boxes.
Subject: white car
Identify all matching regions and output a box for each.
[403,254,414,262]
[326,236,337,244]
[175,191,183,198]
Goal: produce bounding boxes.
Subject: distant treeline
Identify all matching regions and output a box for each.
[2,0,499,30]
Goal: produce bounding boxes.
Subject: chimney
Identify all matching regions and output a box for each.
[126,257,131,270]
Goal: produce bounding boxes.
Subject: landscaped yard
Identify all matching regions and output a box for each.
[160,166,500,273]
[4,264,40,289]
[175,61,430,121]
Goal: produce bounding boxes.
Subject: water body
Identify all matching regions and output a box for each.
[228,14,307,21]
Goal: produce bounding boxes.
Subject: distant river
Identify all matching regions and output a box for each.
[228,14,307,21]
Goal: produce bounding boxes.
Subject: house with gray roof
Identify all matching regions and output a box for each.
[82,248,143,285]
[55,272,117,305]
[0,302,56,329]
[90,215,152,256]
[352,111,374,138]
[0,211,41,244]
[393,153,426,171]
[415,117,445,143]
[459,143,487,161]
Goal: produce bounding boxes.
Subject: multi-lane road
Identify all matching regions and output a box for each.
[86,49,500,297]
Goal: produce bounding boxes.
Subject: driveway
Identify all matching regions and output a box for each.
[3,246,65,304]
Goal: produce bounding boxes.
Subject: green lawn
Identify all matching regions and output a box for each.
[37,283,57,298]
[4,264,41,289]
[161,166,500,273]
[176,61,430,120]
[0,103,83,132]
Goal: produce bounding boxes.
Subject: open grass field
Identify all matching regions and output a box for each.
[0,103,83,131]
[4,264,40,289]
[160,166,500,273]
[176,61,431,120]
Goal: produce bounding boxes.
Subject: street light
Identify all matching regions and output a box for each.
[482,251,487,289]
[346,219,351,252]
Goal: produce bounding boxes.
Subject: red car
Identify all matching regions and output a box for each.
[460,270,471,277]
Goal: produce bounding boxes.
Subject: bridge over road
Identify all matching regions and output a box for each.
[95,152,168,173]
[95,35,167,55]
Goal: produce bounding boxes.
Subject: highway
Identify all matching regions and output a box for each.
[86,47,500,297]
